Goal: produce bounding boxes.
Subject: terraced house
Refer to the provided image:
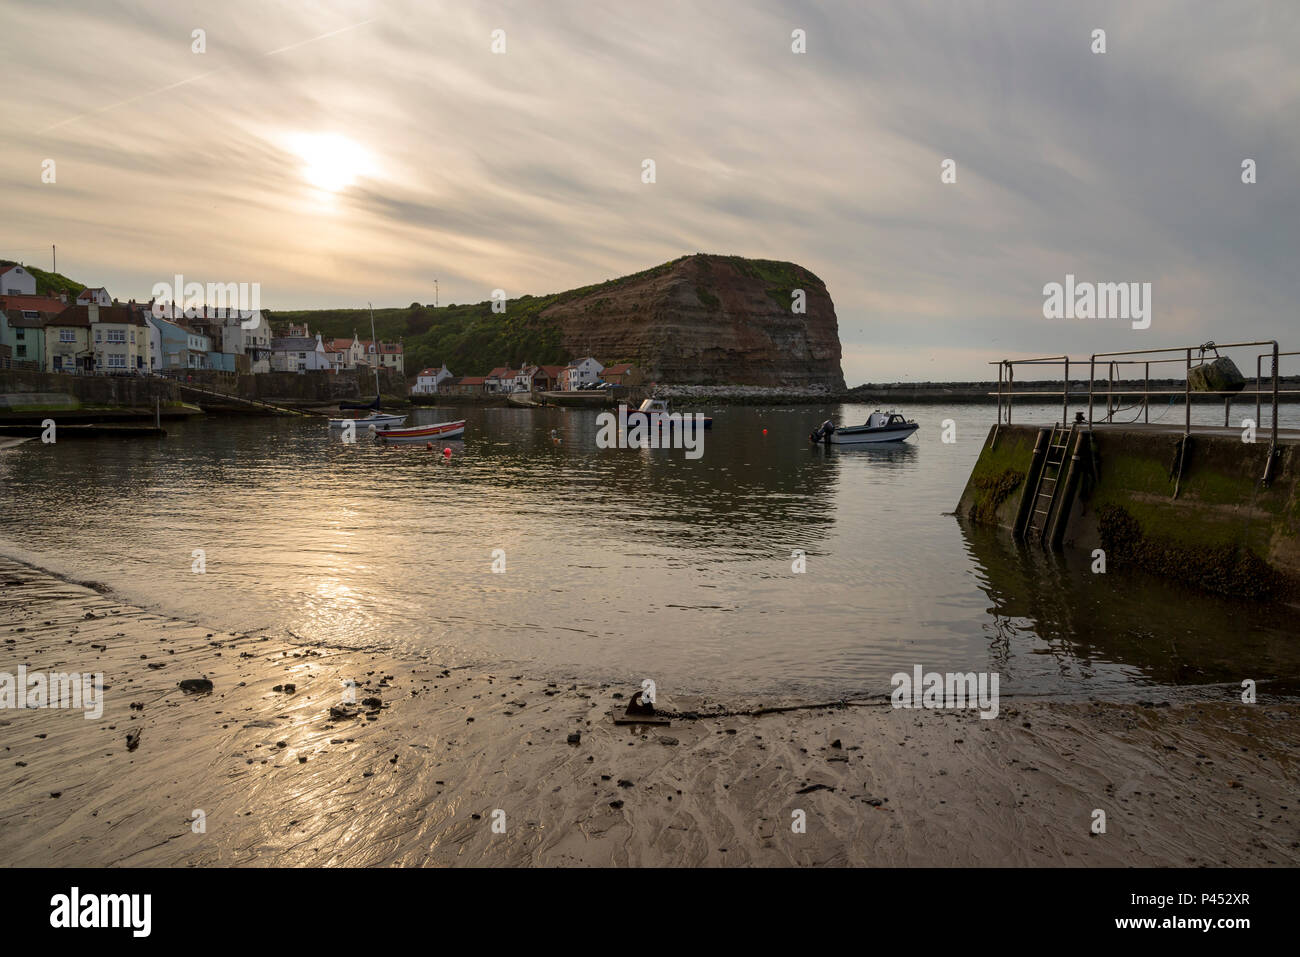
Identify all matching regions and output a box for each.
[87,303,151,373]
[43,305,93,373]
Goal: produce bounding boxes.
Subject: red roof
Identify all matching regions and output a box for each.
[0,265,19,275]
[52,304,146,327]
[486,366,513,378]
[457,376,486,385]
[416,367,445,377]
[604,363,635,375]
[0,294,67,312]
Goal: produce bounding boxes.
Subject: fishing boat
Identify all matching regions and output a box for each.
[328,411,406,429]
[372,419,466,442]
[809,410,918,445]
[624,397,713,429]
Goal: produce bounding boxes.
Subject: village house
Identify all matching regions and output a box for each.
[560,357,604,390]
[411,364,454,394]
[86,303,151,373]
[0,264,37,296]
[43,306,94,373]
[525,364,566,392]
[0,302,62,369]
[172,305,271,373]
[364,339,405,375]
[601,363,643,386]
[271,332,330,373]
[225,309,273,373]
[75,286,113,307]
[325,334,368,372]
[485,366,520,394]
[447,375,486,395]
[148,313,212,370]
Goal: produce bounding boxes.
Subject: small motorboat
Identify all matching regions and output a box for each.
[624,397,713,429]
[809,410,918,445]
[372,419,466,442]
[329,412,406,429]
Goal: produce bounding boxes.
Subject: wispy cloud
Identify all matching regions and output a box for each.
[1,0,1295,381]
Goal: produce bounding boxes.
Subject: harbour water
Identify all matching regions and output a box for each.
[2,402,1297,700]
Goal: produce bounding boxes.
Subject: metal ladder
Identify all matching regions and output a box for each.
[1024,423,1074,544]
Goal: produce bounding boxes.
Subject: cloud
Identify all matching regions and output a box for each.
[0,0,1295,382]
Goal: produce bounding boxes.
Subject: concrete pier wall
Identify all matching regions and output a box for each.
[957,424,1300,600]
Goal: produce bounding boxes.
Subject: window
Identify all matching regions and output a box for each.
[15,329,24,340]
[107,355,126,369]
[107,329,126,343]
[16,346,25,357]
[60,329,76,343]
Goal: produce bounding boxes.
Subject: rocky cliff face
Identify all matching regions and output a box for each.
[541,255,844,389]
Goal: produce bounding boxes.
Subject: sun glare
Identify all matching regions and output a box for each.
[286,132,375,193]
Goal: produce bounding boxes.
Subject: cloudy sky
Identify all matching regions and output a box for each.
[1,0,1296,382]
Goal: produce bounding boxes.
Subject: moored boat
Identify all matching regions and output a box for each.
[809,410,918,445]
[372,419,466,442]
[624,397,713,429]
[329,412,406,429]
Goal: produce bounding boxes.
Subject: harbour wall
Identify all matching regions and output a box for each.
[956,424,1300,600]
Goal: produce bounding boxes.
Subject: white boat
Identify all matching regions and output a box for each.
[625,397,713,429]
[329,412,407,429]
[809,410,919,445]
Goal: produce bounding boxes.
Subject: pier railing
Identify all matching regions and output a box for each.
[991,339,1297,439]
[991,340,1300,483]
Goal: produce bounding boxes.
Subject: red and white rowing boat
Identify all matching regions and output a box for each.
[371,419,466,442]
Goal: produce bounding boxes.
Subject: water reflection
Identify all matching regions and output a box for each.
[2,402,1296,697]
[958,519,1300,688]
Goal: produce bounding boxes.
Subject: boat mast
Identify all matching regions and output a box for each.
[367,302,380,398]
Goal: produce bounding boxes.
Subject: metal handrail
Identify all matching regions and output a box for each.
[992,339,1291,448]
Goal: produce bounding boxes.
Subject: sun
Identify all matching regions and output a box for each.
[286,132,376,192]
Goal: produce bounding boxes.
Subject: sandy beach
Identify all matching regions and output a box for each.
[1,554,1297,867]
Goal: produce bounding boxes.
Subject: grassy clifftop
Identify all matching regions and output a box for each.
[273,254,825,377]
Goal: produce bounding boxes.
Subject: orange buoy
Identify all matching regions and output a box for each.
[443,447,452,458]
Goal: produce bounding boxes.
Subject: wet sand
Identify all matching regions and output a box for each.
[1,555,1297,867]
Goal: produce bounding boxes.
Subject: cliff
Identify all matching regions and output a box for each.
[274,254,845,388]
[541,255,844,389]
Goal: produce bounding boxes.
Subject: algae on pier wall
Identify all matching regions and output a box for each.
[957,424,1300,600]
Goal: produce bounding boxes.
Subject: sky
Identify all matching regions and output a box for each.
[1,0,1296,384]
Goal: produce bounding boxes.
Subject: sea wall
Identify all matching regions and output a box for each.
[0,370,178,408]
[173,369,403,402]
[957,424,1300,599]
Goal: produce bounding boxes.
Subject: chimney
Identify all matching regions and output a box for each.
[59,292,68,304]
[88,302,100,324]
